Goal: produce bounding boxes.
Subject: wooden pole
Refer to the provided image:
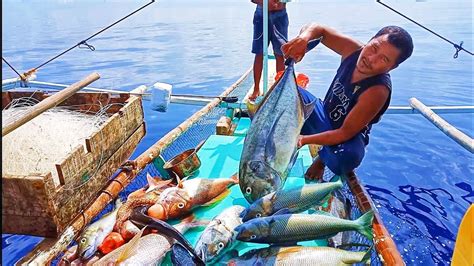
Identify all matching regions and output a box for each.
[2,72,100,137]
[410,97,473,153]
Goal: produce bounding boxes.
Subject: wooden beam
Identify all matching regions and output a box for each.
[2,73,100,137]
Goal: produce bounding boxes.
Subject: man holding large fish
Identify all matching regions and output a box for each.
[283,24,414,181]
[239,23,413,203]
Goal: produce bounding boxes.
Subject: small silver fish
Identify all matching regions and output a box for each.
[195,205,246,263]
[77,198,122,260]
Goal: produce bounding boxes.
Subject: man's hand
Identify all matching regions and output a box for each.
[282,37,308,63]
[297,135,305,149]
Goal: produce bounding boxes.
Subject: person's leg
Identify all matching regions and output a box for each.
[270,9,288,74]
[316,134,366,180]
[251,8,264,101]
[251,54,263,101]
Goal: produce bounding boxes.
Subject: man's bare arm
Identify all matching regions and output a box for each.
[282,23,363,62]
[299,85,390,146]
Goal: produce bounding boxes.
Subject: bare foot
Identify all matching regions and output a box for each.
[305,157,325,181]
[248,89,260,102]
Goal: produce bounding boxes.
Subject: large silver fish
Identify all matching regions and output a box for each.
[226,246,371,266]
[239,61,315,203]
[240,177,343,222]
[195,205,246,263]
[77,198,122,260]
[235,210,374,244]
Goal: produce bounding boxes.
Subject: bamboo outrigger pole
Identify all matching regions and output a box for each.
[2,72,100,137]
[410,97,473,153]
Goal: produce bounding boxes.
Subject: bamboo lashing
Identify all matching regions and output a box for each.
[2,72,100,137]
[409,97,473,153]
[21,67,252,265]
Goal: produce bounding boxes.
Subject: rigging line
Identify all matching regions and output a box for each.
[376,0,473,58]
[2,57,23,79]
[31,0,156,72]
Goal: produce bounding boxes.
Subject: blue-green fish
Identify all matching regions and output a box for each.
[235,210,374,244]
[239,61,316,203]
[240,177,343,222]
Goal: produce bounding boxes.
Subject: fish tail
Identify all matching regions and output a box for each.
[355,210,375,240]
[176,214,208,233]
[329,175,344,188]
[361,245,373,265]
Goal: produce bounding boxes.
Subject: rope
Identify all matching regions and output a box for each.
[2,57,23,79]
[27,0,156,75]
[376,0,473,58]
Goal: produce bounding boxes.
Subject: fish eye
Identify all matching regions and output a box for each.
[245,187,252,194]
[178,203,185,209]
[218,242,225,250]
[250,235,257,240]
[80,238,86,244]
[255,213,261,218]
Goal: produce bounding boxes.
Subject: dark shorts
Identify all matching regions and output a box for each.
[298,88,366,176]
[251,7,288,56]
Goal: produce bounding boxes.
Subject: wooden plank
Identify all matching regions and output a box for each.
[53,123,145,233]
[216,116,231,135]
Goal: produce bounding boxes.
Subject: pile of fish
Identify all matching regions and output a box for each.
[59,54,374,265]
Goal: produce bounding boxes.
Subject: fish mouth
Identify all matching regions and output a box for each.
[80,246,94,260]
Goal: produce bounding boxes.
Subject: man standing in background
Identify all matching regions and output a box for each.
[249,0,288,101]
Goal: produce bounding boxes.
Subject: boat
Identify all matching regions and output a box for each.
[2,58,408,265]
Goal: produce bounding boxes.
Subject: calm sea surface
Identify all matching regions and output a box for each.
[2,0,473,265]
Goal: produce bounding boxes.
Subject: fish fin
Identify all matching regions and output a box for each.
[301,97,316,121]
[361,244,373,265]
[272,208,291,216]
[356,210,375,240]
[229,172,239,184]
[202,189,231,207]
[115,225,146,264]
[285,148,300,176]
[264,111,285,162]
[145,178,173,193]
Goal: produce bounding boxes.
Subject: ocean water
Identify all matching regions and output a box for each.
[2,0,472,265]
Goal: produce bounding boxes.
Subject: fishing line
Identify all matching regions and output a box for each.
[19,0,155,80]
[2,57,23,78]
[376,0,473,58]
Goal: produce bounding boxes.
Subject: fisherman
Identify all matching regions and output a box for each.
[282,24,414,180]
[249,0,289,101]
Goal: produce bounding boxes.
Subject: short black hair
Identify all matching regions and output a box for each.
[372,26,414,65]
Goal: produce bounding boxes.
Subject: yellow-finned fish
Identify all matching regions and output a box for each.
[77,198,122,260]
[226,246,371,266]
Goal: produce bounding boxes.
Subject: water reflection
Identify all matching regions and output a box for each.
[366,184,464,264]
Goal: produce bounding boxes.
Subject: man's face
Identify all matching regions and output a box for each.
[356,34,401,76]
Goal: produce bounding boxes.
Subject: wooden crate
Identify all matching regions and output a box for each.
[2,91,146,237]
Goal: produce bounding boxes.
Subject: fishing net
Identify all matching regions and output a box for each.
[50,73,385,265]
[2,88,126,191]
